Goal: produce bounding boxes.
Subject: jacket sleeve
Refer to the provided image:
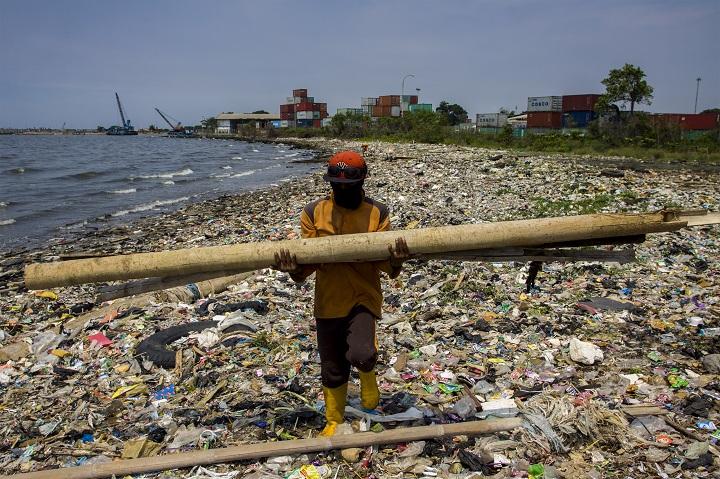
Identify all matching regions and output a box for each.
[375,213,394,276]
[292,208,319,281]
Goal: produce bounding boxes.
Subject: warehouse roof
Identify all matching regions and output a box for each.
[216,113,280,120]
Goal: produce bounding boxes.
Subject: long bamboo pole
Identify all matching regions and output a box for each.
[25,212,686,289]
[1,418,522,479]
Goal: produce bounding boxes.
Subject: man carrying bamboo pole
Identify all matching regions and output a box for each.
[275,150,409,437]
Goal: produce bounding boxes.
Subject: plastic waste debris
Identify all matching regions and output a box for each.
[568,338,603,365]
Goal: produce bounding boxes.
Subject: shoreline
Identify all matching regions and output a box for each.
[0,139,719,476]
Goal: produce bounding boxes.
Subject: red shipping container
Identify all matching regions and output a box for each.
[562,94,601,112]
[373,105,392,117]
[280,112,290,120]
[297,102,314,112]
[409,95,418,104]
[378,95,401,107]
[650,114,681,127]
[527,112,562,128]
[293,89,308,98]
[313,119,321,128]
[680,113,719,130]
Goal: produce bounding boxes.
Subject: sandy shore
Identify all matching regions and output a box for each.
[0,138,718,477]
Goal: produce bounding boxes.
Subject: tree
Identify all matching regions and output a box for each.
[701,108,720,114]
[436,101,468,126]
[598,63,654,115]
[201,117,218,130]
[252,110,269,114]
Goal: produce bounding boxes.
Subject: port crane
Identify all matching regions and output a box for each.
[154,108,193,137]
[107,92,138,135]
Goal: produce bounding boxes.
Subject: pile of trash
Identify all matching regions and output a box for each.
[0,138,718,477]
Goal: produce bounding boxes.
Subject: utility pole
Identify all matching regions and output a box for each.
[695,77,701,114]
[401,74,415,117]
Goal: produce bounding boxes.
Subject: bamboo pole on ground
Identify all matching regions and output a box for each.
[96,270,253,302]
[64,272,254,337]
[0,418,522,479]
[25,212,689,289]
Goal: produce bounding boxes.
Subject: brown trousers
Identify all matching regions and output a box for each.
[315,305,378,388]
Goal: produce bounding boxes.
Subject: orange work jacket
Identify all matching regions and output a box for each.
[296,193,393,318]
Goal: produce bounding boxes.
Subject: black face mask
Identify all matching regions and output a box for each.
[331,182,364,210]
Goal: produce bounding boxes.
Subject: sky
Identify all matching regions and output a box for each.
[1,0,718,129]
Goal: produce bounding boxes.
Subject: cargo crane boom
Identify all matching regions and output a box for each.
[115,92,128,127]
[155,108,182,131]
[107,93,138,135]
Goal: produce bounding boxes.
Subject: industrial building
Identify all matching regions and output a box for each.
[215,113,280,134]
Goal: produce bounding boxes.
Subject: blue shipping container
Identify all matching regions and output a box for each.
[562,111,596,128]
[271,121,281,128]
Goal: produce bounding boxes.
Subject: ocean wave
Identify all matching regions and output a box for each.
[61,220,88,230]
[162,180,175,185]
[68,171,103,180]
[134,168,194,180]
[0,219,16,226]
[110,188,137,194]
[231,156,243,160]
[0,201,8,209]
[5,167,35,174]
[222,166,233,169]
[111,196,189,217]
[231,169,257,178]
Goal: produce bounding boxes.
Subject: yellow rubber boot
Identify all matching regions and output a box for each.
[320,383,347,437]
[359,370,380,411]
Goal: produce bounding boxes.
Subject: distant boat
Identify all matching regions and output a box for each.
[107,93,138,136]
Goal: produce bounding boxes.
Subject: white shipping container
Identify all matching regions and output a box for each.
[361,97,378,106]
[322,118,333,127]
[527,96,562,112]
[286,97,294,103]
[391,106,401,117]
[296,111,313,120]
[476,113,509,128]
[280,120,289,128]
[293,97,304,104]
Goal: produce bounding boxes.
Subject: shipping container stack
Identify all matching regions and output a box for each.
[279,89,328,128]
[561,94,600,129]
[476,113,509,133]
[372,95,419,118]
[526,96,563,131]
[361,97,378,117]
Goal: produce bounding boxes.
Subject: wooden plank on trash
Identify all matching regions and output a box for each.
[0,418,522,479]
[620,404,669,417]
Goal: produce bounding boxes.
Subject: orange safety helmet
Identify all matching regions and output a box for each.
[323,150,367,183]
